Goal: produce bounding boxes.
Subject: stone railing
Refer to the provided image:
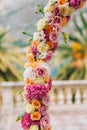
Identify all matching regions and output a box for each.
[0,80,87,114]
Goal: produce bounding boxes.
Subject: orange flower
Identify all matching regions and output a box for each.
[26,53,34,62]
[28,46,32,53]
[58,0,67,5]
[47,41,54,49]
[32,99,41,110]
[79,0,86,8]
[26,79,33,85]
[61,17,67,27]
[45,25,53,33]
[32,40,38,47]
[45,75,50,83]
[31,112,41,121]
[29,61,38,68]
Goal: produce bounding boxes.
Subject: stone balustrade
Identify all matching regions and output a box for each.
[0,80,87,114]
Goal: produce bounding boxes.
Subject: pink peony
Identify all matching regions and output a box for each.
[25,83,51,101]
[40,114,50,130]
[35,67,47,77]
[42,95,50,106]
[69,0,82,9]
[21,113,40,130]
[21,113,32,129]
[39,106,48,116]
[49,31,58,43]
[45,51,53,62]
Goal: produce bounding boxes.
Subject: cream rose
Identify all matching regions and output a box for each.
[29,125,39,130]
[38,52,47,59]
[68,7,75,15]
[38,43,49,53]
[59,3,69,16]
[33,77,45,85]
[37,18,46,31]
[25,104,35,114]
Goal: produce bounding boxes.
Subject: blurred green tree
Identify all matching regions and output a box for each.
[0,28,25,81]
[53,12,87,80]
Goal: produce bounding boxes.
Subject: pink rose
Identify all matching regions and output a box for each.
[42,95,50,106]
[45,51,53,62]
[39,106,48,116]
[40,115,50,130]
[49,31,58,43]
[52,42,58,52]
[53,24,62,33]
[47,14,54,24]
[52,16,61,25]
[35,67,47,77]
[31,46,38,57]
[53,5,60,16]
[44,30,49,41]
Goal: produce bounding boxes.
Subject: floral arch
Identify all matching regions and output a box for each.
[16,0,86,130]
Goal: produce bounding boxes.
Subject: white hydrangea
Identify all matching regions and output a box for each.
[44,3,53,13]
[23,67,35,81]
[49,0,57,4]
[45,12,53,21]
[33,31,46,43]
[37,18,46,31]
[38,52,47,59]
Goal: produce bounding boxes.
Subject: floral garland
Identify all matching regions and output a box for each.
[17,0,86,130]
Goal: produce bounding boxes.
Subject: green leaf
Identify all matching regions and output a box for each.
[28,38,33,46]
[22,32,33,37]
[36,4,44,15]
[73,17,83,36]
[69,35,82,44]
[80,12,87,30]
[16,113,25,122]
[62,32,69,44]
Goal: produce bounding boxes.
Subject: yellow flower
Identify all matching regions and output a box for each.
[25,104,35,114]
[38,43,49,53]
[71,42,82,51]
[37,18,46,31]
[44,4,53,13]
[33,77,44,85]
[29,125,39,130]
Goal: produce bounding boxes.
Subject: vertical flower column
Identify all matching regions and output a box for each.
[18,0,86,130]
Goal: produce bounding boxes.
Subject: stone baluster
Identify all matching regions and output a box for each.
[58,88,64,105]
[66,87,72,105]
[83,88,87,104]
[1,87,14,114]
[50,87,56,105]
[75,88,81,104]
[15,94,23,107]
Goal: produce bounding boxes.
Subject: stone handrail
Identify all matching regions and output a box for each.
[0,80,87,114]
